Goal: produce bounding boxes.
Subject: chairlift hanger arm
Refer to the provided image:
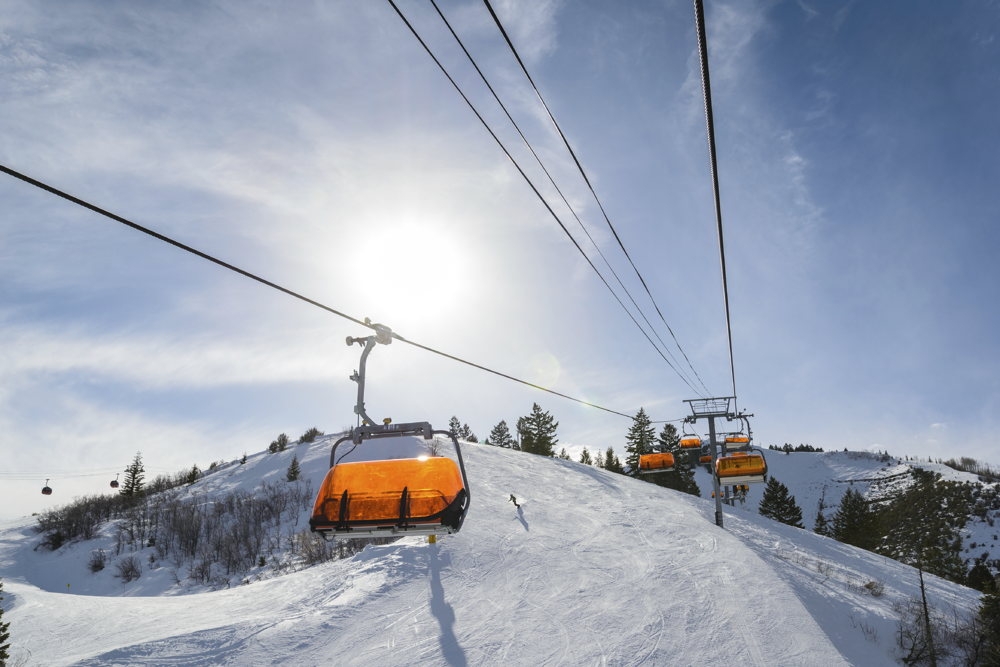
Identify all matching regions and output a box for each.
[347,320,393,427]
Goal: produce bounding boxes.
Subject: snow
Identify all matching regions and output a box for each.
[0,439,985,666]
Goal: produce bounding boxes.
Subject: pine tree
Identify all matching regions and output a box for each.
[298,428,322,444]
[448,416,462,436]
[486,420,515,448]
[120,452,146,497]
[579,447,593,465]
[831,488,877,550]
[0,578,10,666]
[814,487,831,536]
[517,403,558,456]
[286,455,301,482]
[657,422,680,452]
[814,505,831,536]
[968,562,997,593]
[186,464,200,485]
[458,423,478,442]
[623,408,656,475]
[603,446,624,474]
[979,591,1000,664]
[875,470,973,583]
[595,449,605,468]
[269,433,289,453]
[557,448,571,460]
[758,477,804,528]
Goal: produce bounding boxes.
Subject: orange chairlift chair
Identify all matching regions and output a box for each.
[638,451,676,474]
[310,323,471,540]
[714,427,767,485]
[679,429,702,450]
[723,433,750,450]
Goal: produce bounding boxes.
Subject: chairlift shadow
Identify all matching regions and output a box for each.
[428,543,468,667]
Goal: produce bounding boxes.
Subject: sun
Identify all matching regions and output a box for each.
[346,219,472,331]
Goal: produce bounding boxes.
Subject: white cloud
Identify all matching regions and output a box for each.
[1,320,340,391]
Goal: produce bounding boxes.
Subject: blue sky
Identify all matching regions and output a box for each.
[2,0,999,519]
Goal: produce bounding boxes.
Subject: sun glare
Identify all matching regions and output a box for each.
[347,220,472,330]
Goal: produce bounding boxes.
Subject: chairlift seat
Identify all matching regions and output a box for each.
[680,435,702,449]
[638,452,675,474]
[715,451,767,484]
[310,456,469,538]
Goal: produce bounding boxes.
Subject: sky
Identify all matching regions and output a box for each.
[0,440,984,664]
[2,0,1000,519]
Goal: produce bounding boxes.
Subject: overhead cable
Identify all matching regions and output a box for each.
[0,163,635,419]
[692,0,739,405]
[386,0,703,397]
[429,0,705,397]
[481,0,711,396]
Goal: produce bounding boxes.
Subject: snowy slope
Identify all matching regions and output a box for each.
[698,449,1000,571]
[693,449,900,530]
[0,439,984,666]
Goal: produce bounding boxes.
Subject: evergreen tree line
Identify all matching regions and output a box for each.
[767,443,824,453]
[815,469,990,588]
[478,403,558,456]
[476,406,700,496]
[747,472,1000,663]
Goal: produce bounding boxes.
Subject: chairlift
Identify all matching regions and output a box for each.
[698,454,712,465]
[679,434,702,449]
[724,434,750,451]
[41,478,52,495]
[110,473,120,489]
[309,323,471,540]
[715,450,768,485]
[638,452,675,474]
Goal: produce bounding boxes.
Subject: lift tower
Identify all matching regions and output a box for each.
[683,397,734,528]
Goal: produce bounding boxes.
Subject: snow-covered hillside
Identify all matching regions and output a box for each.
[700,449,1000,570]
[0,438,986,665]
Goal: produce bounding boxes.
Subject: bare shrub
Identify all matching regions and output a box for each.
[425,437,443,457]
[292,530,339,566]
[88,549,107,573]
[190,559,213,584]
[115,555,142,583]
[863,579,885,597]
